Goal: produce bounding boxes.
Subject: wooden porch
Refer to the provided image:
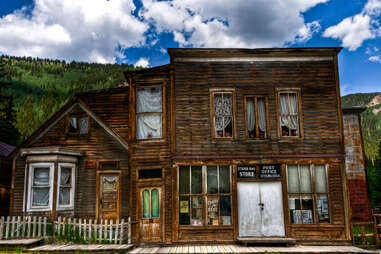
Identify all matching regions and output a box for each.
[127,245,376,254]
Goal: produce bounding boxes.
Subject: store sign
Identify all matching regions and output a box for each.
[259,164,281,178]
[237,165,256,178]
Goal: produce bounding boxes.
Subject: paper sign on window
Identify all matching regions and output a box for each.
[180,200,189,213]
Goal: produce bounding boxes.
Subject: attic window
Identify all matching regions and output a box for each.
[68,116,89,134]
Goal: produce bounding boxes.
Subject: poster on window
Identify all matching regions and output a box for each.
[259,164,281,178]
[302,210,313,224]
[293,210,302,224]
[180,200,189,213]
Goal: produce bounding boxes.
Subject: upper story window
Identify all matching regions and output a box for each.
[278,90,301,137]
[136,87,163,140]
[68,116,89,135]
[211,90,234,139]
[245,97,268,139]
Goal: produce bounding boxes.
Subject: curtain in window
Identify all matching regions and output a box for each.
[214,94,223,116]
[70,117,77,129]
[34,168,49,186]
[137,88,162,113]
[247,100,255,132]
[280,93,298,130]
[223,94,232,115]
[287,165,299,193]
[60,168,71,185]
[300,165,312,193]
[289,93,298,130]
[137,114,162,139]
[315,165,327,193]
[257,99,266,137]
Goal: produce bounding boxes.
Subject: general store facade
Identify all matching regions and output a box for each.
[10,48,353,245]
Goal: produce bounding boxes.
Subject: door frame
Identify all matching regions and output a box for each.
[137,183,164,243]
[96,170,121,221]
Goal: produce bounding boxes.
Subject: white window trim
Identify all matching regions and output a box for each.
[27,162,54,212]
[56,163,76,211]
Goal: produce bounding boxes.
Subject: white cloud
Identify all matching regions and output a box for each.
[340,83,350,95]
[135,57,150,68]
[323,0,381,51]
[369,55,381,63]
[0,0,148,63]
[140,0,328,48]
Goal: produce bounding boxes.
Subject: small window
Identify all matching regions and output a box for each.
[279,91,300,137]
[138,169,162,179]
[68,116,89,135]
[287,164,330,224]
[246,97,268,139]
[136,87,163,140]
[99,161,119,170]
[211,91,234,138]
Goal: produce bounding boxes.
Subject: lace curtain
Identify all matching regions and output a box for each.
[280,93,298,130]
[32,168,50,206]
[136,88,162,139]
[257,99,266,137]
[247,100,255,132]
[214,93,232,131]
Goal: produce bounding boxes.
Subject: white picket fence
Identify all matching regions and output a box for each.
[54,216,131,244]
[0,216,49,239]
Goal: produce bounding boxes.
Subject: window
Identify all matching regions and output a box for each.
[179,165,232,226]
[68,116,89,134]
[245,97,268,139]
[138,169,162,179]
[99,161,119,170]
[136,87,163,140]
[278,91,300,137]
[57,163,75,210]
[27,163,54,211]
[142,188,160,218]
[211,91,234,138]
[287,164,330,224]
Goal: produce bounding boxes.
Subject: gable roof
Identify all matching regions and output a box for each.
[8,91,129,159]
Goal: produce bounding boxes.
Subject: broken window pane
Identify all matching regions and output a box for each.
[69,117,77,133]
[60,167,71,185]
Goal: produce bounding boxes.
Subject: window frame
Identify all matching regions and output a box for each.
[135,84,166,141]
[286,164,330,225]
[56,162,76,211]
[210,88,236,140]
[66,115,90,135]
[27,162,55,212]
[276,88,303,139]
[177,165,233,228]
[244,96,269,140]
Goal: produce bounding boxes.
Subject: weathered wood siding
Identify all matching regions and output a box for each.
[12,102,129,219]
[173,61,343,156]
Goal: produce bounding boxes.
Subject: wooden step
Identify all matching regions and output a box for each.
[237,237,296,245]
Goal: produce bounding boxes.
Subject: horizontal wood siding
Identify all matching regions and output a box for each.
[174,61,342,156]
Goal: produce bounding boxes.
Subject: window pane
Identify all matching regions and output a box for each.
[223,93,232,115]
[142,189,150,218]
[136,113,162,139]
[103,176,117,191]
[220,196,231,225]
[207,196,219,225]
[59,187,70,205]
[247,99,256,138]
[215,117,224,137]
[214,94,223,116]
[179,196,190,225]
[179,166,190,194]
[207,166,218,194]
[80,117,88,134]
[69,117,77,133]
[315,165,327,193]
[219,166,230,193]
[287,165,299,193]
[191,196,203,226]
[289,93,298,114]
[151,189,159,218]
[32,188,49,206]
[33,168,50,186]
[99,161,119,170]
[257,98,266,139]
[300,165,312,193]
[317,194,330,223]
[280,94,289,114]
[139,169,162,179]
[301,195,314,224]
[60,167,71,185]
[191,166,202,194]
[224,117,233,137]
[136,88,162,113]
[289,196,301,224]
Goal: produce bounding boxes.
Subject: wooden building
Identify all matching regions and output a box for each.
[0,141,14,216]
[10,48,354,245]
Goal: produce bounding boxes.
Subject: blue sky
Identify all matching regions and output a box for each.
[0,0,380,95]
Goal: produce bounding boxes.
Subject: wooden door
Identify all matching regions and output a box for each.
[98,173,120,220]
[139,187,162,242]
[238,182,285,237]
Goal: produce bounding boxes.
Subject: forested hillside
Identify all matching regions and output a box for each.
[0,56,139,146]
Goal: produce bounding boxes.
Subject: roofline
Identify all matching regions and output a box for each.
[124,64,171,77]
[168,47,343,53]
[342,106,367,114]
[8,97,128,159]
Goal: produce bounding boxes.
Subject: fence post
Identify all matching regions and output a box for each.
[0,217,4,240]
[128,217,131,244]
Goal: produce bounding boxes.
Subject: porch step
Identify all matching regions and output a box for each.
[237,237,296,245]
[0,238,43,246]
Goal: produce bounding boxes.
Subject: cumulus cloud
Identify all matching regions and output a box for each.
[135,57,150,68]
[139,0,327,48]
[323,0,381,51]
[0,0,148,63]
[369,55,381,63]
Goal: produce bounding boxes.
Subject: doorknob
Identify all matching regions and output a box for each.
[258,203,264,210]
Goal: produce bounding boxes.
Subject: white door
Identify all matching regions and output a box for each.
[238,182,285,237]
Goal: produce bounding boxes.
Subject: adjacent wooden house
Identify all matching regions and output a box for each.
[10,48,354,245]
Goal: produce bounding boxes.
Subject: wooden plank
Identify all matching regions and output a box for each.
[88,219,92,241]
[37,217,41,237]
[0,217,4,240]
[5,216,10,239]
[120,219,124,244]
[10,216,15,238]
